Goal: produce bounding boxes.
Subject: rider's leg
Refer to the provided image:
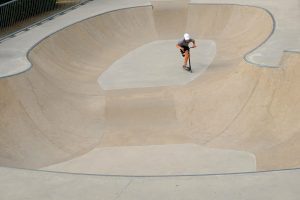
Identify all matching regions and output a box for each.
[184,50,189,66]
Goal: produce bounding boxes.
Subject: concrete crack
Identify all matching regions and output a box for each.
[114,179,133,200]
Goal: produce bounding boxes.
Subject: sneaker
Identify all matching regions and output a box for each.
[183,65,191,71]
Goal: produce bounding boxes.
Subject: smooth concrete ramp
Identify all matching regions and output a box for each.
[98,40,216,90]
[0,3,296,174]
[193,0,300,67]
[0,0,300,199]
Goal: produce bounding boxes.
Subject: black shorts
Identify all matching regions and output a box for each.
[180,46,190,57]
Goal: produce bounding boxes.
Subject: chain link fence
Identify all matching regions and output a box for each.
[0,0,88,41]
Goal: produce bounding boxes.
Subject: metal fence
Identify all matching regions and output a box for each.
[0,0,88,41]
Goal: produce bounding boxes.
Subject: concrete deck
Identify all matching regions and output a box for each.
[1,167,300,200]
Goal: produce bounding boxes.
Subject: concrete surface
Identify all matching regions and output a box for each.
[0,0,151,78]
[0,0,300,199]
[42,144,256,175]
[192,0,300,67]
[98,40,216,90]
[1,167,300,200]
[1,3,276,171]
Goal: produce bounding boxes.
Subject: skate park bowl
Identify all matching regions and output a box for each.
[1,0,300,180]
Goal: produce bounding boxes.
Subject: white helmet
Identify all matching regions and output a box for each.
[184,33,190,40]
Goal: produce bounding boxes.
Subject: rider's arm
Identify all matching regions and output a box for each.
[191,39,196,48]
[176,44,184,51]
